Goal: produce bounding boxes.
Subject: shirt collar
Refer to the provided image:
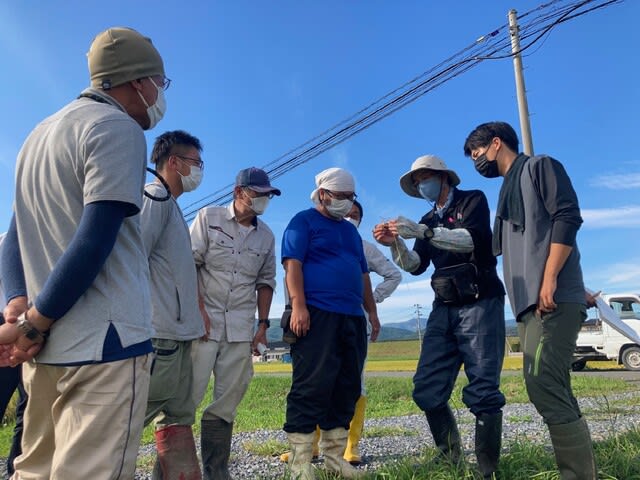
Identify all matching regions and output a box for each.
[226,202,258,227]
[79,87,127,113]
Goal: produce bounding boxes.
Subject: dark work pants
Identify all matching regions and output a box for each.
[284,304,367,433]
[518,303,585,425]
[0,364,26,475]
[413,296,506,416]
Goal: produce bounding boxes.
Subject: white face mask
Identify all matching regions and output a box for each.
[325,198,353,219]
[137,78,166,130]
[345,216,360,228]
[249,195,270,215]
[179,166,202,192]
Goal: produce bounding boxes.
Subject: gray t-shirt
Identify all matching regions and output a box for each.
[141,183,204,340]
[13,88,152,363]
[502,155,585,318]
[0,232,5,312]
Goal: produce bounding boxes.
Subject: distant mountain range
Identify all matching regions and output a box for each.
[382,317,519,340]
[264,316,518,344]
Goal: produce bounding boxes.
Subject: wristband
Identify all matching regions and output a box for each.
[258,319,271,328]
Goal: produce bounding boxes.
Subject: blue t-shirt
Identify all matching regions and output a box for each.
[282,208,368,316]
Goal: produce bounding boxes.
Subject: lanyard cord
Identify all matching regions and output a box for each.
[77,93,171,202]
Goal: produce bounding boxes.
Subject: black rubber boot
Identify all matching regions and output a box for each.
[201,418,234,480]
[548,417,597,480]
[475,412,502,479]
[425,404,462,463]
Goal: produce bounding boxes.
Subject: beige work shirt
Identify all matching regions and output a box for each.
[190,203,276,342]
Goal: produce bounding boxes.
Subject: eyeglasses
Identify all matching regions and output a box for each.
[324,190,357,201]
[150,76,171,91]
[243,187,275,199]
[175,154,204,170]
[159,76,171,91]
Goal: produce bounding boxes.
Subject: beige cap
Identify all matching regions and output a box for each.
[399,154,460,198]
[87,27,165,90]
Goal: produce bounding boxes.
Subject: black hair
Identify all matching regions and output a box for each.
[463,121,519,157]
[353,200,363,219]
[151,130,202,170]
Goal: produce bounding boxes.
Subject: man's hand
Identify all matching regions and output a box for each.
[290,305,310,337]
[3,296,28,324]
[368,312,381,343]
[537,276,558,314]
[373,221,399,246]
[199,304,211,341]
[585,290,601,309]
[10,343,44,367]
[252,328,268,356]
[1,300,48,367]
[0,324,20,367]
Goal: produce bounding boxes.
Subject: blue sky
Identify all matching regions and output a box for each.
[1,1,638,325]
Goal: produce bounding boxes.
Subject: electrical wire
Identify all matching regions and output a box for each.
[182,0,622,222]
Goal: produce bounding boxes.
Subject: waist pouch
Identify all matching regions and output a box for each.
[280,306,297,344]
[431,263,479,305]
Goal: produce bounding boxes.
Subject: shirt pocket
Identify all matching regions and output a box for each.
[241,246,268,275]
[206,229,234,269]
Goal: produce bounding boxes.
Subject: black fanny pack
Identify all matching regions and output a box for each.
[431,263,480,305]
[280,306,297,344]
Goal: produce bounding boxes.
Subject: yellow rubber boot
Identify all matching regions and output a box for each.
[344,396,367,465]
[280,426,320,463]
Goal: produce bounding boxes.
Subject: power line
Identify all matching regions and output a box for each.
[182,0,622,222]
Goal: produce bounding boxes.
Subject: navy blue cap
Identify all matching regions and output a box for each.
[235,167,281,195]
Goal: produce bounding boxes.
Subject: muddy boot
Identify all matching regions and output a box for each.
[155,424,202,480]
[548,417,597,480]
[287,431,317,480]
[280,426,320,463]
[475,412,502,479]
[201,418,233,480]
[320,428,362,479]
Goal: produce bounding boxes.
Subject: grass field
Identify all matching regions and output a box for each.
[0,340,636,479]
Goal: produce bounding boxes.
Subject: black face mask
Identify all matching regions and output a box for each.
[474,152,500,178]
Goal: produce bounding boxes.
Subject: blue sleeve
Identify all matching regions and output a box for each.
[281,211,309,263]
[1,215,27,303]
[34,201,129,320]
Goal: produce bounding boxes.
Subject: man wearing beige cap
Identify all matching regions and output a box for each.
[0,27,168,479]
[373,155,506,479]
[190,167,280,479]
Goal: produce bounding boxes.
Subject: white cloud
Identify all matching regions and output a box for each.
[590,173,640,190]
[585,258,640,293]
[582,206,640,228]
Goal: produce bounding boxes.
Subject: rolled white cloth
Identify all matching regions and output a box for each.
[310,167,355,204]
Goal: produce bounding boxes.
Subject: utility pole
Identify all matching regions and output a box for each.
[414,304,423,351]
[508,9,534,155]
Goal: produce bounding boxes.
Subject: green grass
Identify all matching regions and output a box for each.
[1,338,638,479]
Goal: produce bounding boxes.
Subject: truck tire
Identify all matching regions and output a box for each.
[621,346,640,371]
[571,361,586,372]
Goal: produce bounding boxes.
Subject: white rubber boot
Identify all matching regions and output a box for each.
[287,432,317,480]
[320,428,362,479]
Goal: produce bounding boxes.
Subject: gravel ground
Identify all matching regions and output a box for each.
[3,392,639,480]
[140,391,640,480]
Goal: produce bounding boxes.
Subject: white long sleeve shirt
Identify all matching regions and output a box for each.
[363,239,401,303]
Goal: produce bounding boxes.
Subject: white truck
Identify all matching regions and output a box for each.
[572,292,640,371]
